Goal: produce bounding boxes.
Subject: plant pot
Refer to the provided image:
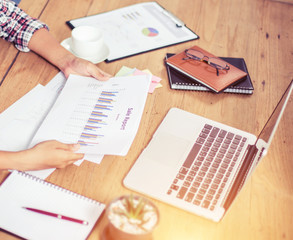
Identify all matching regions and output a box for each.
[102,195,159,240]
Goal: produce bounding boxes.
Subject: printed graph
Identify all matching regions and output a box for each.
[30,74,151,157]
[77,91,118,147]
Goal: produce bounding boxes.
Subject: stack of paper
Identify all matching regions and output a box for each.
[0,72,151,179]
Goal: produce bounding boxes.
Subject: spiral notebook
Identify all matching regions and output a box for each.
[0,171,105,240]
[165,46,249,93]
[165,53,254,94]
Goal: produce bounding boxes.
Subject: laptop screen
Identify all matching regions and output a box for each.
[257,80,293,146]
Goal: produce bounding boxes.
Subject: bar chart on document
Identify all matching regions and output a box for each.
[79,92,114,147]
[65,88,120,148]
[30,75,151,156]
[61,82,144,155]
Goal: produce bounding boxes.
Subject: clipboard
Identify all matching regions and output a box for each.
[66,2,199,62]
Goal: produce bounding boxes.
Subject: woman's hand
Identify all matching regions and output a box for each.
[28,28,112,81]
[0,140,84,171]
[59,54,112,80]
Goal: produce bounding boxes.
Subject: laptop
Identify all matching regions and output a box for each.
[123,80,293,222]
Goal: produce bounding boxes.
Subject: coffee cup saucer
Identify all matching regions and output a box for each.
[61,37,110,64]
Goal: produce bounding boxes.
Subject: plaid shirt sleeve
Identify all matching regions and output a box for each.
[0,0,49,52]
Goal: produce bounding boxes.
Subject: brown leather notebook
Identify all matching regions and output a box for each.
[165,45,247,93]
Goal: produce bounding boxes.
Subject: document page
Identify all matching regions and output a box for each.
[30,74,151,156]
[68,2,199,61]
[0,73,66,151]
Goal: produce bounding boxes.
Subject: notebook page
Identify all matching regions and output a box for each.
[0,171,105,240]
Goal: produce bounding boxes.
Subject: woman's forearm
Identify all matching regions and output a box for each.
[28,28,74,73]
[28,28,111,80]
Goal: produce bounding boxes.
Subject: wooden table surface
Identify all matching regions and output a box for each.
[0,0,292,239]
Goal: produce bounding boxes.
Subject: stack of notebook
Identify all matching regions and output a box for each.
[165,52,254,94]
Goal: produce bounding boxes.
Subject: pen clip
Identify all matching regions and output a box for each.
[161,10,185,28]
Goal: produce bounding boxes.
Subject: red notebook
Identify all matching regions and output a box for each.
[165,45,247,93]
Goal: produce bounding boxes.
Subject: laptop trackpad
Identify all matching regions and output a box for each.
[143,132,191,167]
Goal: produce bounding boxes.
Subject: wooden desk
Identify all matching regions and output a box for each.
[0,0,292,239]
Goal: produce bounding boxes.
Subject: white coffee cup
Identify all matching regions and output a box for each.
[71,26,104,58]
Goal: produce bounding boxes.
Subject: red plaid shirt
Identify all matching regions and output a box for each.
[0,0,48,52]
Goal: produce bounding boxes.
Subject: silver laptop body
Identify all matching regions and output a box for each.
[124,81,292,222]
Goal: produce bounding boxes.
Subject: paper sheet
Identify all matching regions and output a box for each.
[0,73,66,151]
[115,66,162,93]
[0,73,104,179]
[68,2,199,61]
[1,72,150,179]
[29,74,151,156]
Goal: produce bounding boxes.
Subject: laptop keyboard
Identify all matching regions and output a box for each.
[167,124,247,211]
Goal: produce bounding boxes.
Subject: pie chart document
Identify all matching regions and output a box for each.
[67,2,199,61]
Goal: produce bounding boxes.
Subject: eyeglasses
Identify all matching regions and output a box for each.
[182,49,230,76]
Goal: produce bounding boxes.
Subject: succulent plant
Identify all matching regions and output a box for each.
[111,195,156,231]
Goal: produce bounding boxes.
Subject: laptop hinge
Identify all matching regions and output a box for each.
[223,144,258,210]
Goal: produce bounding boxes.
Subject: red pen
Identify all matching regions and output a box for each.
[23,207,88,225]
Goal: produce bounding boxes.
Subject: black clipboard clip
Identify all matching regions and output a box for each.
[161,10,185,28]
